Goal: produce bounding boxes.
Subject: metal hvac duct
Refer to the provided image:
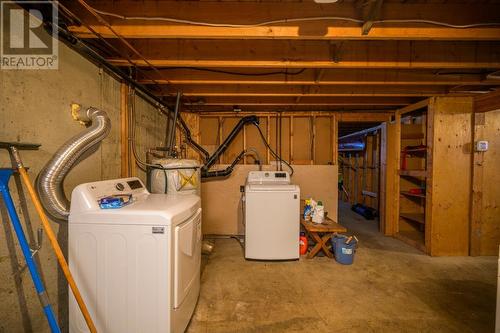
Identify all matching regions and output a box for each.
[36,105,111,222]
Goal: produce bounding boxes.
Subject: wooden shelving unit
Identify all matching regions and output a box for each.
[383,97,473,256]
[400,213,425,225]
[397,105,428,252]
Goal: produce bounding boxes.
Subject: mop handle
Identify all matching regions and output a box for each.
[10,148,97,333]
[0,169,61,333]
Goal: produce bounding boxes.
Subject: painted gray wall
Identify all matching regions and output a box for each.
[0,33,167,332]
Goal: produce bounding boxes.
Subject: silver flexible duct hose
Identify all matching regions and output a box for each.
[36,105,111,222]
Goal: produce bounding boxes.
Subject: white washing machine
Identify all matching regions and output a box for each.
[244,171,300,260]
[68,177,202,333]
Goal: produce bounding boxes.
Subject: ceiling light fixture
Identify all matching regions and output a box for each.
[313,0,339,3]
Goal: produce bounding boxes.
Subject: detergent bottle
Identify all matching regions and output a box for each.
[303,199,312,220]
[312,201,325,224]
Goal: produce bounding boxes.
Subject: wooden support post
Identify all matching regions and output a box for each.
[290,116,294,164]
[363,136,369,205]
[312,115,316,164]
[383,115,400,236]
[332,115,338,164]
[266,116,271,164]
[394,113,401,235]
[243,123,247,165]
[379,123,387,233]
[354,155,359,204]
[120,82,129,177]
[218,116,223,164]
[425,98,434,254]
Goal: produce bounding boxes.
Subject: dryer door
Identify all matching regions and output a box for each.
[174,208,202,308]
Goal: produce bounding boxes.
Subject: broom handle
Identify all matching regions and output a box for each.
[12,149,97,333]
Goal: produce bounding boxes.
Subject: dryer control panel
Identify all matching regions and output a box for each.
[70,177,149,213]
[86,178,148,199]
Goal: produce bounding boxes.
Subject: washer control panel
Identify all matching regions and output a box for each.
[247,171,291,184]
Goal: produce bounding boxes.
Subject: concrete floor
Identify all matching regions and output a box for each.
[188,203,497,333]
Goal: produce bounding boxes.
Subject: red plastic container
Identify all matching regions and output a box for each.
[299,234,308,255]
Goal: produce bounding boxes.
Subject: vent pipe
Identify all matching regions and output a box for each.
[36,104,111,222]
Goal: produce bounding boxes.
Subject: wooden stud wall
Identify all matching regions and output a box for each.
[197,112,345,166]
[339,129,382,212]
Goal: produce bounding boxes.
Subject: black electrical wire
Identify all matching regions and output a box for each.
[143,67,307,77]
[254,124,294,176]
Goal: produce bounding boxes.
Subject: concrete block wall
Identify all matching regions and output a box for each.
[0,37,167,332]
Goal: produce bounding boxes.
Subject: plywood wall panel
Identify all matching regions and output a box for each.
[471,109,500,255]
[201,164,338,235]
[429,97,473,256]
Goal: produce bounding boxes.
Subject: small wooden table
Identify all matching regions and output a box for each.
[301,216,347,259]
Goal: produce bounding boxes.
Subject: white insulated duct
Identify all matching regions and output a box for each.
[36,105,111,222]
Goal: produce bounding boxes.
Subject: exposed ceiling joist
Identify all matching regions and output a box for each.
[137,69,498,86]
[71,25,500,41]
[104,40,500,69]
[67,2,500,40]
[190,105,395,113]
[474,89,500,113]
[183,96,416,106]
[159,84,462,97]
[197,111,393,122]
[58,1,500,113]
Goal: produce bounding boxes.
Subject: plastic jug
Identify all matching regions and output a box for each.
[312,201,324,224]
[299,232,308,255]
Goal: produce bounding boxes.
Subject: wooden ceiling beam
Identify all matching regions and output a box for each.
[189,105,395,113]
[182,96,415,106]
[137,69,498,86]
[71,25,500,41]
[67,2,500,40]
[105,40,500,69]
[474,89,500,113]
[195,111,393,122]
[159,84,464,97]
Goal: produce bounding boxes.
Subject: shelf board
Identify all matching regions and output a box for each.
[400,213,425,224]
[399,170,427,177]
[402,147,427,153]
[401,191,426,198]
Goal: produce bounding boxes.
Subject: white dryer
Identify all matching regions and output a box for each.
[244,171,300,260]
[68,177,201,333]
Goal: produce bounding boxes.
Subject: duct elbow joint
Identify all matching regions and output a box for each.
[37,105,111,222]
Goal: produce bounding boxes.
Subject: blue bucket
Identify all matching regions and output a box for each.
[332,235,357,265]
